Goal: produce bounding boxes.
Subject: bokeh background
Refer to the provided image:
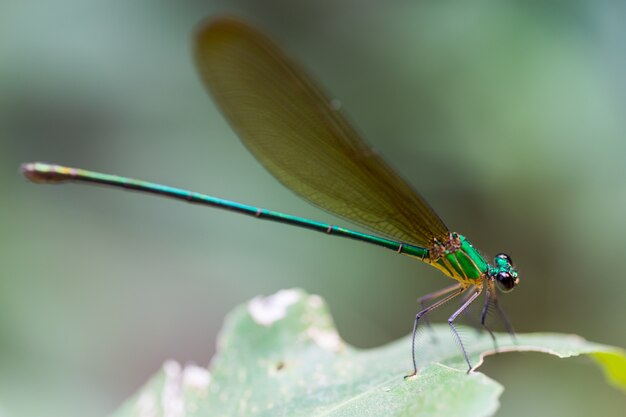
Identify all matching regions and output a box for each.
[2,0,625,416]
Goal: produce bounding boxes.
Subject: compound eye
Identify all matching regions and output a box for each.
[496,271,516,292]
[496,253,513,265]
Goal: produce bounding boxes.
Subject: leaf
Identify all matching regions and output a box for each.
[112,289,626,417]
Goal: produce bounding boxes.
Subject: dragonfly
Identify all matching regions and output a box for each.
[21,17,519,377]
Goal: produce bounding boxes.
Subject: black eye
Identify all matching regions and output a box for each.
[496,253,513,265]
[496,271,516,292]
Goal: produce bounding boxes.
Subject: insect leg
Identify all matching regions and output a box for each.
[480,283,498,351]
[417,283,464,342]
[448,287,483,372]
[490,285,516,342]
[405,283,465,378]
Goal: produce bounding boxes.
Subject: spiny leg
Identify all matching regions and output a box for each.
[417,283,462,343]
[490,284,516,342]
[448,287,483,373]
[480,283,498,351]
[405,283,465,378]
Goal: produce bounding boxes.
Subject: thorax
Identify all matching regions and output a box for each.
[426,233,488,283]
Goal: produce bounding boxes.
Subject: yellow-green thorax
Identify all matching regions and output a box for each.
[426,233,488,283]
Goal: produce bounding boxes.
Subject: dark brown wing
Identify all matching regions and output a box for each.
[194,18,449,247]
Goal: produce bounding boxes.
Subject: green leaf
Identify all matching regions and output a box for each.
[112,289,626,417]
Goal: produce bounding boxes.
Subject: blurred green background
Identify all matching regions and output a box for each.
[2,0,625,416]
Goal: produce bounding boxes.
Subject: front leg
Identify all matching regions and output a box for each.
[480,283,498,351]
[493,289,517,342]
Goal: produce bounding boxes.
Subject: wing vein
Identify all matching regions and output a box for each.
[194,18,449,247]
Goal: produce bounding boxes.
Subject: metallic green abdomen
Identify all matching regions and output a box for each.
[430,235,488,282]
